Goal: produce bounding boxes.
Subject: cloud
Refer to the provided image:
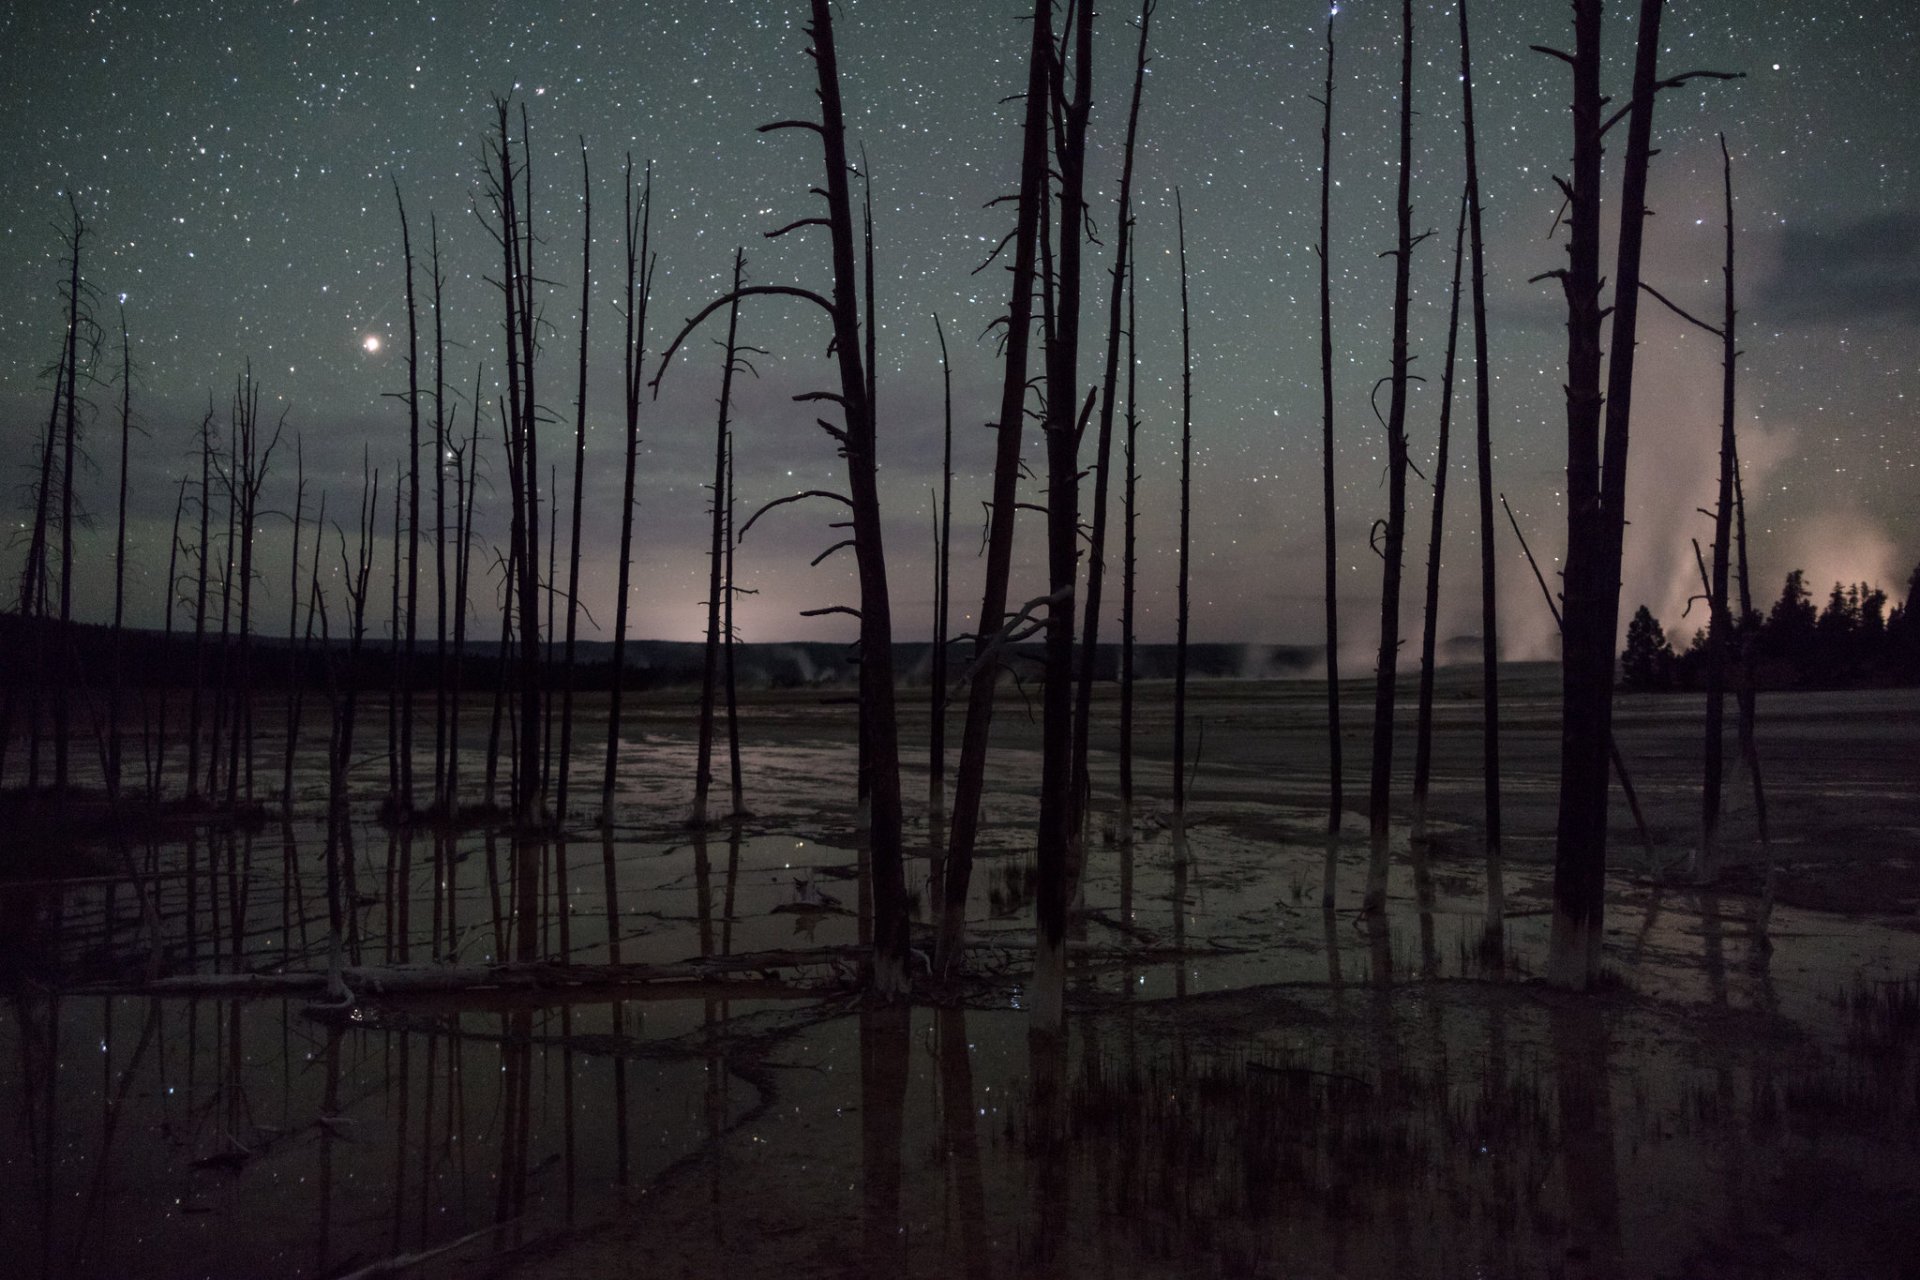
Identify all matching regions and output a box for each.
[1754,207,1920,327]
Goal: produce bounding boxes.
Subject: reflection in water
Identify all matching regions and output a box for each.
[860,1004,910,1277]
[1550,1000,1621,1279]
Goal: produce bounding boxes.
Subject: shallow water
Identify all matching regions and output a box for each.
[4,681,1919,1277]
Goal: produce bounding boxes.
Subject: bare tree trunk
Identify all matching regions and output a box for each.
[694,251,747,829]
[724,430,744,816]
[447,369,482,812]
[107,309,133,797]
[1362,0,1418,917]
[1172,191,1195,852]
[1032,0,1095,1034]
[604,158,654,822]
[1119,233,1140,860]
[54,199,87,799]
[1460,0,1505,948]
[208,415,237,802]
[652,0,908,991]
[1696,133,1738,882]
[928,314,954,888]
[486,98,546,835]
[1548,0,1727,987]
[557,140,592,829]
[1070,0,1155,873]
[186,409,214,801]
[1411,191,1469,863]
[936,0,1052,975]
[4,339,64,790]
[430,217,449,818]
[1732,439,1772,936]
[283,439,307,816]
[153,475,188,798]
[390,181,421,820]
[1315,7,1343,908]
[386,466,402,811]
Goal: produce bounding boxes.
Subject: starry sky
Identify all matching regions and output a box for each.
[2,1,1915,656]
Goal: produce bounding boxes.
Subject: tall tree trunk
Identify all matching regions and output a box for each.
[604,158,654,822]
[154,475,188,798]
[4,339,64,790]
[1550,0,1685,988]
[724,429,744,815]
[936,0,1052,975]
[694,251,747,830]
[186,408,214,800]
[1362,0,1418,917]
[431,216,449,817]
[1315,7,1344,908]
[557,140,592,829]
[1696,133,1738,882]
[1460,0,1505,948]
[1119,231,1140,860]
[1172,190,1195,852]
[929,314,954,888]
[395,179,421,819]
[1033,0,1095,1033]
[652,0,909,991]
[283,440,306,815]
[108,308,132,798]
[1411,191,1469,863]
[447,369,482,811]
[1070,0,1155,872]
[54,199,86,798]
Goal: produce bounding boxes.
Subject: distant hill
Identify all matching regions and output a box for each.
[0,613,1323,692]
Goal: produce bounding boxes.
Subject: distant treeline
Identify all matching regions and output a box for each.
[1623,563,1920,691]
[0,613,1319,694]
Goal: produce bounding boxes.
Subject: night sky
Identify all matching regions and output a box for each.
[3,1,1914,656]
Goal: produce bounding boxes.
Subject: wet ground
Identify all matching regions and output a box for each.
[3,669,1918,1277]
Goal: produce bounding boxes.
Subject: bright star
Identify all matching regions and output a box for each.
[363,334,381,353]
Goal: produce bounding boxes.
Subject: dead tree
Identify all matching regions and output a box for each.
[1314,5,1343,907]
[446,367,483,811]
[393,178,422,818]
[1070,0,1156,866]
[936,0,1052,976]
[1460,0,1506,946]
[430,216,450,816]
[1032,0,1096,1033]
[723,428,745,816]
[694,250,749,829]
[1732,439,1772,934]
[53,196,94,798]
[207,407,238,801]
[556,140,593,828]
[482,96,546,833]
[185,406,215,800]
[1643,135,1740,880]
[226,370,283,810]
[282,437,308,815]
[653,0,910,993]
[1119,230,1140,856]
[2,331,65,790]
[1539,0,1737,987]
[1362,0,1422,917]
[603,158,656,822]
[107,307,134,796]
[1172,190,1195,852]
[1412,190,1470,860]
[152,475,189,797]
[928,314,955,870]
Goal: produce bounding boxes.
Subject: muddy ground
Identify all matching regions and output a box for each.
[2,666,1917,1278]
